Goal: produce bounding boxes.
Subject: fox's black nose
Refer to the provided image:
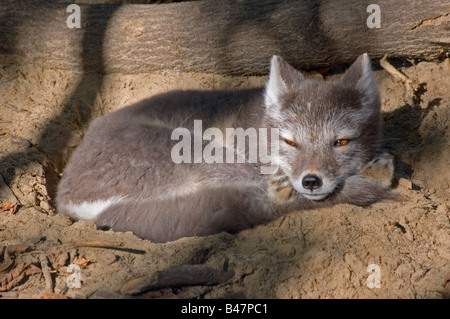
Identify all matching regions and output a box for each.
[302,174,323,190]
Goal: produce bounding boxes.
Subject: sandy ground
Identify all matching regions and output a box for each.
[0,58,449,299]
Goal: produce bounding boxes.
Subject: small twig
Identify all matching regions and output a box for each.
[65,241,123,248]
[0,245,30,273]
[380,54,417,91]
[278,216,287,227]
[63,241,145,255]
[39,254,53,294]
[380,54,410,83]
[4,103,25,113]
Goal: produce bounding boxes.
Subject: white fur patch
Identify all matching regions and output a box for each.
[265,56,285,104]
[62,197,126,220]
[171,180,201,198]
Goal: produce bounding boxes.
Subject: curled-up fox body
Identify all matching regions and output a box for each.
[56,54,394,243]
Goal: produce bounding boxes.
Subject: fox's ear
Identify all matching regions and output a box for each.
[341,53,380,112]
[265,55,304,109]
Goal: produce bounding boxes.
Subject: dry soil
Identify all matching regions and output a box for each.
[0,58,449,299]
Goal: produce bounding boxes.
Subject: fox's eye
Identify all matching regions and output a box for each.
[334,139,349,147]
[283,138,297,147]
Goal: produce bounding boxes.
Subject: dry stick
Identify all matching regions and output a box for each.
[0,245,30,273]
[4,103,25,112]
[64,241,145,255]
[39,254,53,294]
[379,54,417,92]
[65,241,123,248]
[0,263,27,292]
[379,54,411,83]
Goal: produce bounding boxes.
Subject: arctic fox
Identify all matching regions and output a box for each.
[56,54,394,243]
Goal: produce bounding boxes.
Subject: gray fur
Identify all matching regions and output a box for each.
[56,54,392,243]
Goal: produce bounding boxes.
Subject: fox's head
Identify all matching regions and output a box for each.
[263,54,382,200]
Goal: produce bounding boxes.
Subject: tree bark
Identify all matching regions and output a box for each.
[0,0,448,75]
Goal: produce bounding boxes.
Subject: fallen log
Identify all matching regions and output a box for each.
[0,0,448,75]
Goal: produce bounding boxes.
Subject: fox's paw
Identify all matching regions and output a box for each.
[267,174,296,205]
[359,153,394,188]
